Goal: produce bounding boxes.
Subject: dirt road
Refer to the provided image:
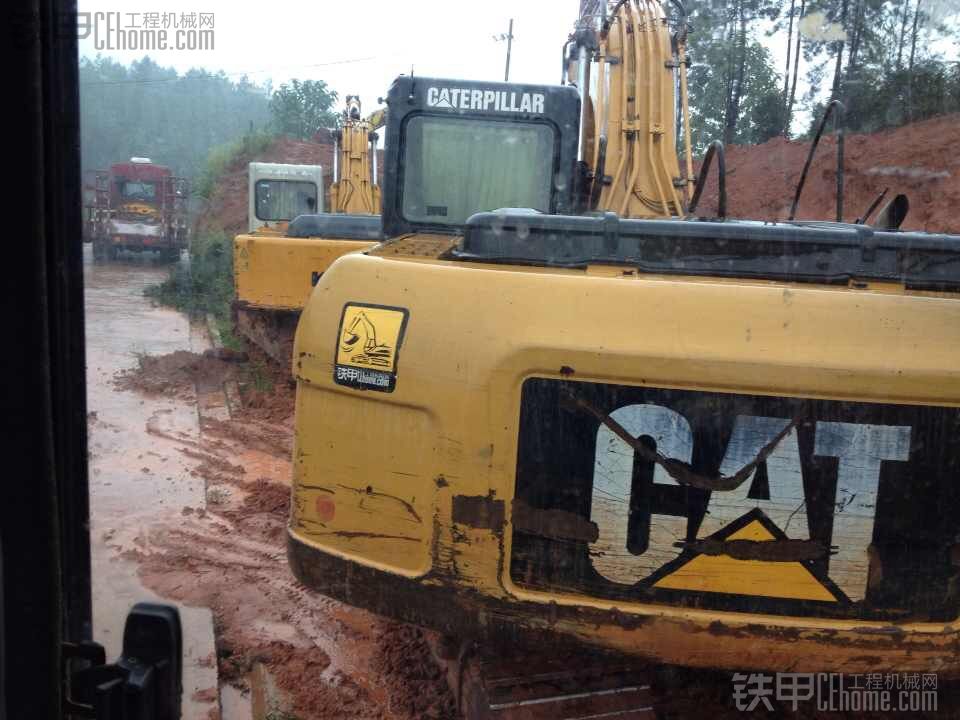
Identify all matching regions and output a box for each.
[85,248,220,718]
[85,247,453,719]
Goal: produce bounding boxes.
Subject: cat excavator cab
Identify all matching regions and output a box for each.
[287,2,960,716]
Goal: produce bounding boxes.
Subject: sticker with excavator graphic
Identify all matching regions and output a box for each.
[510,378,960,621]
[334,303,409,392]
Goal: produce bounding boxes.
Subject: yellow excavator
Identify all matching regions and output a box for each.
[233,98,385,363]
[288,1,960,716]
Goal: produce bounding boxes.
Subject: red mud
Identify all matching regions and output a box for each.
[114,350,242,398]
[696,114,960,233]
[117,350,454,718]
[373,625,457,719]
[199,117,960,240]
[236,345,297,426]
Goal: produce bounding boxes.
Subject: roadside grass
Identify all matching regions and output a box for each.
[145,230,234,322]
[146,126,287,394]
[247,358,274,393]
[148,126,278,331]
[215,313,245,352]
[195,127,275,199]
[145,233,277,395]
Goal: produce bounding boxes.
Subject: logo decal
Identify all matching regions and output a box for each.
[510,379,957,619]
[334,303,409,392]
[650,509,846,602]
[426,86,546,114]
[586,402,910,601]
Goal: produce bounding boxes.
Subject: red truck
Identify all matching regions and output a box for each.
[84,157,189,261]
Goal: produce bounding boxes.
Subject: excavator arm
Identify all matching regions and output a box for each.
[341,311,378,354]
[571,0,693,217]
[330,98,386,215]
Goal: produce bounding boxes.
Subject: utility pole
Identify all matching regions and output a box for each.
[494,19,514,82]
[505,19,513,82]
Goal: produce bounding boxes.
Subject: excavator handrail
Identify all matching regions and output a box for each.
[856,188,888,225]
[687,140,726,219]
[789,99,846,222]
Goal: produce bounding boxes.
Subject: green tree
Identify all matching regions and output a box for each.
[269,79,338,140]
[688,40,784,149]
[798,0,960,133]
[79,55,272,182]
[683,0,784,149]
[818,59,960,134]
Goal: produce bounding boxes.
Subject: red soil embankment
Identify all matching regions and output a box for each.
[696,114,960,233]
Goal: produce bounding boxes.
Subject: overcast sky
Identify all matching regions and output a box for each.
[77,0,579,109]
[77,0,958,129]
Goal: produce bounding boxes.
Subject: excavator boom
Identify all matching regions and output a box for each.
[330,96,385,215]
[572,0,692,217]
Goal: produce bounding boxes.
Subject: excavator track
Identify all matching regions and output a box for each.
[433,640,656,720]
[234,305,298,368]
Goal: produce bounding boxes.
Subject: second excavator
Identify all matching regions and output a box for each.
[233,97,386,364]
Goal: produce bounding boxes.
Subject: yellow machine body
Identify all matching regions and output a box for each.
[289,240,960,674]
[234,233,376,312]
[233,225,377,362]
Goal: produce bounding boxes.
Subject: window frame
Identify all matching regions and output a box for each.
[253,179,319,222]
[397,113,561,230]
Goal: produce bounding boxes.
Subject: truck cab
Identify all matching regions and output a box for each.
[87,157,189,261]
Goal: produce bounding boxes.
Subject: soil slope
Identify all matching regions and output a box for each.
[696,114,960,233]
[196,136,335,239]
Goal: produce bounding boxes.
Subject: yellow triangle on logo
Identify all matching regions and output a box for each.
[653,518,839,602]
